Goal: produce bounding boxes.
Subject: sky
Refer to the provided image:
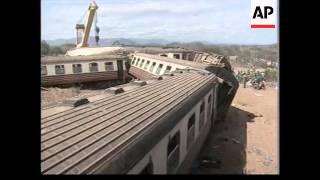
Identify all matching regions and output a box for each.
[41,0,278,45]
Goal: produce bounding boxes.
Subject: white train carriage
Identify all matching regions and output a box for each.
[129,53,191,79]
[41,70,220,174]
[128,53,238,122]
[41,55,131,87]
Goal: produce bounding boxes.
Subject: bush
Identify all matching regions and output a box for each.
[50,46,63,55]
[41,40,50,55]
[264,68,278,82]
[41,41,75,56]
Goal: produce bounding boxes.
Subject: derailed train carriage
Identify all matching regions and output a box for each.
[41,53,238,174]
[41,54,131,87]
[129,53,238,122]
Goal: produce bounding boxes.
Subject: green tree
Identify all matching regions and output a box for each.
[50,46,63,55]
[264,68,278,82]
[41,40,50,55]
[60,44,76,54]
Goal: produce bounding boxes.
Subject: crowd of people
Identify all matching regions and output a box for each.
[235,69,266,90]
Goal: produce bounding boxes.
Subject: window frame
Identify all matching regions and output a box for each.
[89,62,99,72]
[207,94,212,120]
[104,62,114,71]
[173,54,180,59]
[144,60,150,70]
[72,64,82,74]
[199,101,205,130]
[187,113,196,150]
[55,65,65,75]
[135,58,140,66]
[149,62,156,72]
[139,157,153,174]
[41,66,47,76]
[140,59,145,68]
[155,64,163,74]
[167,131,180,174]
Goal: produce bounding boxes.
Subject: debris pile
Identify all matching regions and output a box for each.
[41,87,102,107]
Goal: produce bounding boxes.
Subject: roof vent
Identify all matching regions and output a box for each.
[163,72,174,76]
[131,80,147,86]
[63,97,89,107]
[105,87,124,95]
[151,76,163,80]
[197,71,209,76]
[173,70,183,74]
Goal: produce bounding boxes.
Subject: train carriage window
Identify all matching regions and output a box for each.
[144,61,150,70]
[187,114,195,150]
[41,66,47,76]
[139,158,153,174]
[89,63,98,72]
[199,102,205,130]
[155,64,163,74]
[140,59,145,68]
[105,62,114,71]
[55,65,65,75]
[182,53,187,60]
[72,64,82,74]
[173,54,180,59]
[165,66,172,73]
[135,58,140,66]
[207,95,212,120]
[149,62,156,72]
[167,131,180,174]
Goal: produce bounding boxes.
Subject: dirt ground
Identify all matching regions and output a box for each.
[41,87,103,107]
[191,85,278,174]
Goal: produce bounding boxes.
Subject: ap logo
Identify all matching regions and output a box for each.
[251,0,277,28]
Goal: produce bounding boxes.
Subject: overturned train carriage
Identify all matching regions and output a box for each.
[41,55,131,87]
[41,53,238,174]
[129,53,239,123]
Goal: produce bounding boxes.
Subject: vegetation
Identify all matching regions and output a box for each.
[264,68,278,82]
[168,42,278,68]
[41,39,278,68]
[41,40,75,56]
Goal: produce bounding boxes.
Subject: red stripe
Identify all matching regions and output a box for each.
[251,24,275,28]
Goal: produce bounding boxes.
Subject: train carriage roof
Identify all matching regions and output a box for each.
[123,46,193,54]
[41,70,218,174]
[132,53,219,70]
[41,54,128,64]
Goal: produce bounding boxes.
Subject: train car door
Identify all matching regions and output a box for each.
[117,60,124,83]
